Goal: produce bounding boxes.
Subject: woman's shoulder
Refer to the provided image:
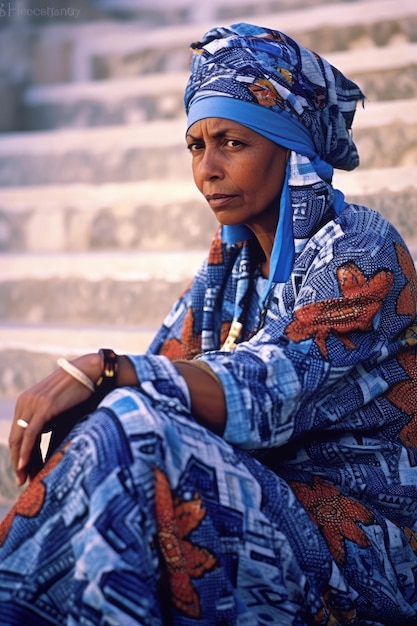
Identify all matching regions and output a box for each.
[337,202,412,255]
[337,202,397,235]
[309,201,408,253]
[295,202,414,283]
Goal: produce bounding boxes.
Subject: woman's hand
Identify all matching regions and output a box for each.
[9,353,102,487]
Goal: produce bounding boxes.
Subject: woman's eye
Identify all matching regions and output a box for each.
[187,143,203,153]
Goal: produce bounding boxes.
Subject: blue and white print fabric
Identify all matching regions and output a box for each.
[0,202,417,624]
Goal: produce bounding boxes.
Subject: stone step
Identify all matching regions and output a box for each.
[0,118,188,187]
[328,43,417,102]
[0,395,21,506]
[92,0,327,24]
[22,43,417,130]
[0,249,205,326]
[0,98,416,186]
[0,180,215,253]
[3,238,415,328]
[0,172,415,330]
[23,71,187,130]
[333,165,417,250]
[349,98,417,168]
[0,166,416,253]
[63,0,417,83]
[17,1,417,90]
[0,161,416,245]
[2,1,416,128]
[0,323,158,396]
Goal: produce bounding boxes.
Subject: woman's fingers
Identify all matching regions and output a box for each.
[10,393,55,485]
[9,368,92,485]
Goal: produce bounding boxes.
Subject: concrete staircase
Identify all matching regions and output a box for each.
[1,0,417,508]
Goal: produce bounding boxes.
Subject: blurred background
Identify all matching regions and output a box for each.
[0,0,416,511]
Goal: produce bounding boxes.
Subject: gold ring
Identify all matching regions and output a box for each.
[16,418,29,429]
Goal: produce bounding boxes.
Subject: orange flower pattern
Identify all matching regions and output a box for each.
[289,476,374,567]
[285,262,394,358]
[0,445,67,547]
[385,348,417,449]
[159,306,202,360]
[395,242,417,316]
[249,78,284,107]
[384,243,417,448]
[157,228,237,357]
[154,467,217,618]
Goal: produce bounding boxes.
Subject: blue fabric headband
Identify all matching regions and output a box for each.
[186,96,316,157]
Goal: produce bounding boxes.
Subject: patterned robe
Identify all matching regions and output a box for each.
[0,200,417,625]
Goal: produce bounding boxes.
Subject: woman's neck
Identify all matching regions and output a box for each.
[249,234,275,278]
[246,213,278,279]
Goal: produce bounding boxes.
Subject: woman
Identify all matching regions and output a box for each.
[1,22,417,626]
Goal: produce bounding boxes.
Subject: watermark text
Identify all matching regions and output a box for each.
[0,3,81,19]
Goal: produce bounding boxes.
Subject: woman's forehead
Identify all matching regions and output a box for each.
[187,117,255,138]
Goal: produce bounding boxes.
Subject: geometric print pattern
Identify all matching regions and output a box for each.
[0,204,417,624]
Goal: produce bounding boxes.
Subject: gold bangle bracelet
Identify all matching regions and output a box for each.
[57,358,95,393]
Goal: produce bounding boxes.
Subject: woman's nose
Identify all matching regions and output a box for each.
[198,147,223,180]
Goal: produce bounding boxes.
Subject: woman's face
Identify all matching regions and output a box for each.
[186,118,289,234]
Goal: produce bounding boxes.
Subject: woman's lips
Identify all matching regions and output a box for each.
[206,194,237,208]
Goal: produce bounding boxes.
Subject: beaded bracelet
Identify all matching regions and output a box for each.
[95,348,119,394]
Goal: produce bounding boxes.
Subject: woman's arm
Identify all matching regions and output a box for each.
[173,360,226,435]
[10,352,101,486]
[9,352,226,486]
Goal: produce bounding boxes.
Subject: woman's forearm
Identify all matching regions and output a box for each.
[73,353,138,387]
[173,361,226,435]
[74,353,226,435]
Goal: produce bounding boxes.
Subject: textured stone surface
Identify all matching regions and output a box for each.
[0,249,205,325]
[0,445,21,505]
[0,180,215,253]
[0,98,416,186]
[22,44,417,130]
[23,72,187,130]
[0,124,189,186]
[0,327,155,396]
[0,274,187,325]
[75,1,417,82]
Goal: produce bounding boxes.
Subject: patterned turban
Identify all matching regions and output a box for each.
[184,23,366,285]
[184,23,364,171]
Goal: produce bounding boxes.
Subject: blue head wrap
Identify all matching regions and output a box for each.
[184,23,365,285]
